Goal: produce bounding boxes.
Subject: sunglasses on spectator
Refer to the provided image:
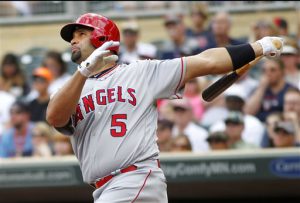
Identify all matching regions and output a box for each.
[207,138,227,143]
[225,121,242,125]
[173,143,190,149]
[274,129,293,136]
[33,77,47,83]
[262,67,278,73]
[10,109,24,115]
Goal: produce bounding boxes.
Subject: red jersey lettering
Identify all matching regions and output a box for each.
[117,86,126,102]
[75,104,84,126]
[127,88,136,106]
[82,94,95,113]
[96,89,107,105]
[107,88,116,103]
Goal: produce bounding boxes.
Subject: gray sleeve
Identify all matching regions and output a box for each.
[141,57,186,99]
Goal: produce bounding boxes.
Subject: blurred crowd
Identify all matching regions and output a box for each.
[0,2,299,158]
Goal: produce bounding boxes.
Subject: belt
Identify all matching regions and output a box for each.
[90,160,161,189]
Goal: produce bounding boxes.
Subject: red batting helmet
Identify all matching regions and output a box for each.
[60,13,120,53]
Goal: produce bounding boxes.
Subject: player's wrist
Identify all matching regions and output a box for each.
[251,42,263,57]
[77,63,91,78]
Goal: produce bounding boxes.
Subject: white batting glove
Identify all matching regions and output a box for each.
[78,41,119,77]
[257,36,284,58]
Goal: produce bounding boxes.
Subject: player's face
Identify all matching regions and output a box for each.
[70,28,95,64]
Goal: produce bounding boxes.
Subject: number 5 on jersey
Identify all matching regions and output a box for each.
[111,114,127,137]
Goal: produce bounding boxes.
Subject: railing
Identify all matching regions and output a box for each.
[0,148,299,202]
[0,1,299,25]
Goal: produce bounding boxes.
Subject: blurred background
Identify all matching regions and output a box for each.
[0,1,300,203]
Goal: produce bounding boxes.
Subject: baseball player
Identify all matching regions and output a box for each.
[46,13,283,202]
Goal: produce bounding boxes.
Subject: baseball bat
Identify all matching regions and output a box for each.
[202,56,263,102]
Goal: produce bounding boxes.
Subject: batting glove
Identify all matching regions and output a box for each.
[78,41,119,77]
[257,36,284,58]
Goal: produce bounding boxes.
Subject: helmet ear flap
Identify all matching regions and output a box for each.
[90,29,105,48]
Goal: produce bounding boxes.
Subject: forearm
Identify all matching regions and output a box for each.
[184,42,263,83]
[244,86,266,115]
[46,71,87,127]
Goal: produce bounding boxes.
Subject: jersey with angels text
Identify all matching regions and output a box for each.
[68,58,186,183]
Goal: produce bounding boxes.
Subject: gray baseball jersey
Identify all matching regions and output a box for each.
[59,58,186,183]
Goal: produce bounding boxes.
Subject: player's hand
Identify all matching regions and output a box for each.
[256,36,284,58]
[78,41,119,77]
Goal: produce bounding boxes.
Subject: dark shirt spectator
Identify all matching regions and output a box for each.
[245,58,296,122]
[28,67,53,122]
[158,14,202,60]
[0,101,34,157]
[209,12,244,48]
[272,121,299,148]
[185,2,215,51]
[206,131,229,150]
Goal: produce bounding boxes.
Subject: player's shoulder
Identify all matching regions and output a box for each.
[119,59,159,69]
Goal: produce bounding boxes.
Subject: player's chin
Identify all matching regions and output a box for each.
[71,51,82,64]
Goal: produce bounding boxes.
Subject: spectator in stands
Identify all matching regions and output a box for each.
[32,122,53,157]
[273,17,290,38]
[249,19,279,43]
[210,12,244,47]
[119,20,157,64]
[248,19,279,79]
[42,51,71,95]
[200,92,227,129]
[157,119,174,152]
[185,2,214,52]
[272,121,300,148]
[0,101,34,158]
[0,53,30,98]
[170,98,209,152]
[171,134,192,152]
[261,112,283,148]
[245,57,296,122]
[28,67,53,122]
[52,132,73,156]
[225,111,257,149]
[280,37,300,89]
[230,72,259,98]
[206,131,229,150]
[158,13,202,59]
[183,78,205,121]
[0,90,15,134]
[209,85,265,147]
[283,88,300,143]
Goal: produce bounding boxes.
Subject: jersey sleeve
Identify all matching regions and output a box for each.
[141,57,187,99]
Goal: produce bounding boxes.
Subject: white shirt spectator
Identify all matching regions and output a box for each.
[48,73,72,95]
[173,122,209,152]
[235,76,258,97]
[119,42,157,64]
[209,113,265,147]
[0,91,16,134]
